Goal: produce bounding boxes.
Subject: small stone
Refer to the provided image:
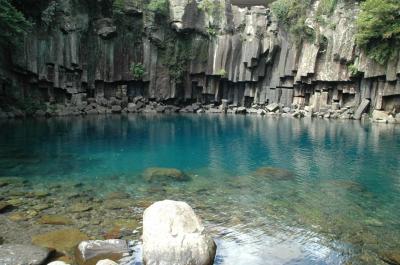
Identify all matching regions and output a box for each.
[0,244,51,265]
[96,259,118,265]
[266,103,279,112]
[38,215,73,225]
[32,228,89,255]
[48,262,71,265]
[7,198,24,207]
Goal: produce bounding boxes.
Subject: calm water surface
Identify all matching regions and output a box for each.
[0,114,399,265]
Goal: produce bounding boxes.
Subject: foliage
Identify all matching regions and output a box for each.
[130,63,145,80]
[218,69,226,77]
[147,0,169,16]
[206,25,218,38]
[355,0,400,64]
[160,30,193,83]
[270,0,314,43]
[41,1,58,27]
[16,97,46,115]
[198,0,223,26]
[113,0,125,15]
[316,0,337,16]
[0,0,32,45]
[347,63,359,76]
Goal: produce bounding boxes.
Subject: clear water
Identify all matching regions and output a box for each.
[0,115,399,264]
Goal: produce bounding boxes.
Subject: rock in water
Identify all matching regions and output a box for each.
[142,167,190,182]
[252,167,295,180]
[142,200,216,265]
[76,239,129,265]
[0,244,51,265]
[32,228,89,255]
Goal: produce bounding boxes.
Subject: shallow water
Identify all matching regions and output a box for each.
[0,115,399,264]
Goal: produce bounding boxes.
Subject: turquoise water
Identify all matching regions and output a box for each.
[0,115,399,264]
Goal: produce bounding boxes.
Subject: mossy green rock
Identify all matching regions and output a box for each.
[379,251,400,265]
[69,203,93,213]
[252,167,295,180]
[142,167,190,182]
[32,228,89,254]
[38,215,73,225]
[0,202,12,213]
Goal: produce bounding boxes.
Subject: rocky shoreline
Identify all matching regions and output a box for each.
[1,96,400,124]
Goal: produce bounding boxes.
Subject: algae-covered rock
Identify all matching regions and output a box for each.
[8,211,37,221]
[38,215,73,225]
[252,167,295,180]
[32,228,89,254]
[0,202,12,213]
[142,167,190,182]
[379,251,400,265]
[69,203,93,213]
[103,199,132,210]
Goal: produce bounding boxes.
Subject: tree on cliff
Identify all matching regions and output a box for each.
[0,0,31,46]
[356,0,400,64]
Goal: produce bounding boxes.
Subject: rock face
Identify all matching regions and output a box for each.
[0,0,398,120]
[0,244,51,265]
[142,200,216,265]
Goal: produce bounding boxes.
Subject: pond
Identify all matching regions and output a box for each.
[0,114,399,264]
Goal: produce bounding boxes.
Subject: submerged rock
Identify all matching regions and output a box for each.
[252,167,295,180]
[103,199,132,210]
[142,200,216,265]
[69,202,93,213]
[38,215,73,225]
[142,167,190,182]
[0,244,51,265]
[32,228,89,255]
[76,239,129,265]
[379,251,400,265]
[0,201,12,213]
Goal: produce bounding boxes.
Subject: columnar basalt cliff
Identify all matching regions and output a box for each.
[0,0,399,122]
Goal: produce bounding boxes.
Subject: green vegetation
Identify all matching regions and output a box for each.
[206,25,218,38]
[316,0,337,16]
[0,0,32,45]
[218,69,226,77]
[198,0,223,15]
[147,0,169,16]
[270,0,315,43]
[130,63,145,80]
[355,0,400,64]
[16,97,46,115]
[41,1,58,27]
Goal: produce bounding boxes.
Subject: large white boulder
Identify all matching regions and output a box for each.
[142,200,216,265]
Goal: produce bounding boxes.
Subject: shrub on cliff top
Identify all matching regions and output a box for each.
[0,0,31,46]
[270,0,314,43]
[147,0,169,16]
[355,0,400,64]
